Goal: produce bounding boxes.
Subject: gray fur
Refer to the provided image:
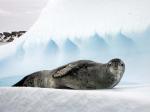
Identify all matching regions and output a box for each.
[13,58,125,89]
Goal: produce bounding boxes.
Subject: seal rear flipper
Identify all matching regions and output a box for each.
[12,75,29,87]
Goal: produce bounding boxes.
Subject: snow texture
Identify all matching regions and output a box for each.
[0,85,150,112]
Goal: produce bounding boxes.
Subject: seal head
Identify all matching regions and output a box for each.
[106,58,125,88]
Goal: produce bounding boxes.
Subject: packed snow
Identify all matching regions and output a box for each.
[0,85,150,112]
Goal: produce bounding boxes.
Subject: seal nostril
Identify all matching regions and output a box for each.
[114,68,118,70]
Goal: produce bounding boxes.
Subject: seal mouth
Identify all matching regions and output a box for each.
[109,67,123,75]
[113,68,123,72]
[113,68,118,70]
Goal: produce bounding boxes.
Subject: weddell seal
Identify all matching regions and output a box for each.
[13,58,125,89]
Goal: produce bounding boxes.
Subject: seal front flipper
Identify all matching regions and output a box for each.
[52,64,75,78]
[52,60,95,78]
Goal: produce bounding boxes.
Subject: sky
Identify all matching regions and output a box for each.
[0,0,48,32]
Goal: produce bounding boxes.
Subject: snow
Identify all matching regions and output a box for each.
[0,42,7,46]
[0,85,150,112]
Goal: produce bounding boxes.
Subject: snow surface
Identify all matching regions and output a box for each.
[0,85,150,112]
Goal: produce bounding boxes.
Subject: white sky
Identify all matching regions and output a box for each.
[0,0,48,32]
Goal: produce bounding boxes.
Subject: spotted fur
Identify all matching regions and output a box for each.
[13,58,125,89]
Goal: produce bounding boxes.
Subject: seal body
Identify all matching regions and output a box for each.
[13,59,125,89]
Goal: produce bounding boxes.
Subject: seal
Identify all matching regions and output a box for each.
[13,58,125,89]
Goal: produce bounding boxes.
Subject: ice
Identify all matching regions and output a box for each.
[1,30,150,84]
[63,38,79,55]
[0,85,150,112]
[45,40,59,54]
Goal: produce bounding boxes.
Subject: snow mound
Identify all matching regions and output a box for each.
[0,85,150,112]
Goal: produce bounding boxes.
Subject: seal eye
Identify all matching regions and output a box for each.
[121,63,124,66]
[108,63,112,66]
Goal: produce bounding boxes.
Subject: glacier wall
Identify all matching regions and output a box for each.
[0,28,150,86]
